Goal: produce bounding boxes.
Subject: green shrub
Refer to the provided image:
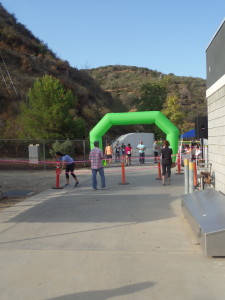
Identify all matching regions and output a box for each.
[50,139,75,158]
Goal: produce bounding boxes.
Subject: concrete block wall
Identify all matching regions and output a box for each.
[207,84,225,194]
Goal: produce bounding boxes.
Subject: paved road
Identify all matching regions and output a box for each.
[0,165,225,300]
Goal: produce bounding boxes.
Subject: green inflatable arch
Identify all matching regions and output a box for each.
[89,111,179,161]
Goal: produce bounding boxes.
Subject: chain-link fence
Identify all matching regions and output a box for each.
[0,138,154,170]
[0,139,91,170]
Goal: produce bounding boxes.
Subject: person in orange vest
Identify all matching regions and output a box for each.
[105,142,113,167]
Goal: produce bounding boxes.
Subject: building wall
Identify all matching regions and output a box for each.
[206,19,225,194]
[207,84,225,194]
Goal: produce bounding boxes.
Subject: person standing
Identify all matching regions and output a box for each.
[153,140,159,163]
[105,142,113,167]
[125,143,132,166]
[114,141,121,162]
[194,145,202,164]
[137,140,147,165]
[184,144,192,161]
[56,152,79,187]
[161,140,173,186]
[158,141,163,157]
[89,141,106,190]
[121,143,126,160]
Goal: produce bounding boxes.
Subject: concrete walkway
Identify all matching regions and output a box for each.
[0,165,225,300]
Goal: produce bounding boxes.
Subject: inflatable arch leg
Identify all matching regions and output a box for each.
[89,111,179,161]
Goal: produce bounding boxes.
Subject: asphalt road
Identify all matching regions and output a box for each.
[0,165,225,300]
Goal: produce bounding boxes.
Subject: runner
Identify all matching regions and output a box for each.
[125,143,132,166]
[105,142,113,167]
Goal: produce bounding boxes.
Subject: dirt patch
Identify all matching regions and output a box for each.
[0,197,27,211]
[0,170,56,211]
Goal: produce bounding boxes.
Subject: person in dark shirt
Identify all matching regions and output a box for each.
[114,141,121,162]
[161,140,173,186]
[121,143,126,159]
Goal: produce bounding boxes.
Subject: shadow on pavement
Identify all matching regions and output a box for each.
[47,281,155,300]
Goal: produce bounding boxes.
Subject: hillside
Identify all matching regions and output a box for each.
[86,65,207,124]
[0,4,125,138]
[0,3,207,140]
[0,47,124,132]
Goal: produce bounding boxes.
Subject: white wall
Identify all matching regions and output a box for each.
[207,84,225,194]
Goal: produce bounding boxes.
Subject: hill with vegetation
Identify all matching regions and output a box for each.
[0,3,206,141]
[86,65,206,126]
[0,4,125,139]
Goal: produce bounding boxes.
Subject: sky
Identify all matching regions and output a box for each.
[1,0,225,79]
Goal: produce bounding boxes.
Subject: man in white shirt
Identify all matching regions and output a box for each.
[137,140,147,165]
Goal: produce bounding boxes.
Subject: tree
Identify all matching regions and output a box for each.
[16,75,85,139]
[137,82,167,111]
[162,95,184,131]
[135,82,167,138]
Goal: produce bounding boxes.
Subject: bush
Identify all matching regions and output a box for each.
[50,140,75,158]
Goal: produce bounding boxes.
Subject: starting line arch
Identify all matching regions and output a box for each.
[89,111,179,161]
